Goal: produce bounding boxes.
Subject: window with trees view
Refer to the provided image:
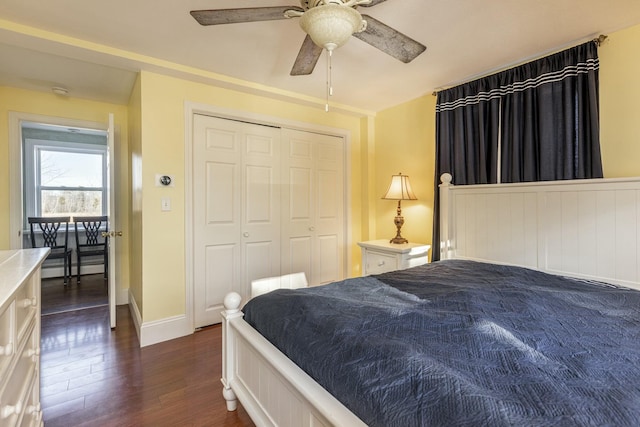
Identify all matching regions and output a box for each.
[38,149,105,216]
[23,125,108,225]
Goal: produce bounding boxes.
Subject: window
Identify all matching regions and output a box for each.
[23,124,108,225]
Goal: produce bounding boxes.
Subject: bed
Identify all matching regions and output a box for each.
[220,175,640,426]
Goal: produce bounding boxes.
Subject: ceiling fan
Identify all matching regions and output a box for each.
[190,0,427,76]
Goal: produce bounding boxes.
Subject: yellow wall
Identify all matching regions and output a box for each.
[599,24,640,177]
[374,95,437,250]
[0,86,131,293]
[137,71,366,322]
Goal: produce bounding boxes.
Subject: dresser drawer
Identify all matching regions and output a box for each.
[365,251,398,275]
[0,322,37,425]
[17,372,41,427]
[0,301,14,382]
[14,282,37,344]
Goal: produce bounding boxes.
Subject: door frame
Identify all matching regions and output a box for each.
[8,111,117,325]
[184,101,352,330]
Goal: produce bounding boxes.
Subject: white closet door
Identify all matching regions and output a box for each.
[281,129,345,286]
[193,114,281,328]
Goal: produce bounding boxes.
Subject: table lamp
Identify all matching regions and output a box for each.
[382,172,417,244]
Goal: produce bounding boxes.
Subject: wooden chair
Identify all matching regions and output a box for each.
[250,272,308,299]
[28,216,73,285]
[74,216,108,284]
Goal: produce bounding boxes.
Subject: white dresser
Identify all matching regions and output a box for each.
[0,248,49,427]
[358,240,430,276]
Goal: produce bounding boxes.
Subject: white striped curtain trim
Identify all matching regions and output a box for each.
[435,58,599,113]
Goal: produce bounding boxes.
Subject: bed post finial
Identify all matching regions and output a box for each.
[441,173,452,185]
[223,292,242,313]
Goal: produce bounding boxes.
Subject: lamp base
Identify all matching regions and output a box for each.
[390,213,408,244]
[389,236,408,244]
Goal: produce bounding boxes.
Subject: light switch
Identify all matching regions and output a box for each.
[161,198,171,211]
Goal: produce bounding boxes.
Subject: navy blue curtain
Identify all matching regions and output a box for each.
[432,41,602,261]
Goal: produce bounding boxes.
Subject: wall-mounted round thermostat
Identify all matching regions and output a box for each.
[156,174,175,187]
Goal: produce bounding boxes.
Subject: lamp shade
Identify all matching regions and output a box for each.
[299,4,365,51]
[382,173,417,200]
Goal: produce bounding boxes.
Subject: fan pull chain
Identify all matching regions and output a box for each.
[325,49,333,112]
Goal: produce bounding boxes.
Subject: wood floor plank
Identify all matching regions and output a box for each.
[41,275,254,427]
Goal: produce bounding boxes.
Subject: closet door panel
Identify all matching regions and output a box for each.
[242,126,281,293]
[318,234,340,284]
[287,167,313,238]
[245,165,273,224]
[194,114,280,328]
[244,241,277,293]
[205,163,236,225]
[287,236,313,278]
[204,244,236,313]
[315,138,344,284]
[281,129,345,286]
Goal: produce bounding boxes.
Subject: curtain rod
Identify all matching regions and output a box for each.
[593,34,608,46]
[431,34,608,96]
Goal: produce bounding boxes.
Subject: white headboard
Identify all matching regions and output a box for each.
[439,173,640,290]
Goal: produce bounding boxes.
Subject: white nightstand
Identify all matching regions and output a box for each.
[358,240,430,276]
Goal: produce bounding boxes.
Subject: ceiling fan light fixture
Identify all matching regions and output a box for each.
[299,4,365,51]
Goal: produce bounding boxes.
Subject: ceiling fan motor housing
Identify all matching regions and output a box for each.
[301,0,372,7]
[299,4,366,50]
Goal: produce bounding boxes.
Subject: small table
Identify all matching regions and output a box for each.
[358,240,430,276]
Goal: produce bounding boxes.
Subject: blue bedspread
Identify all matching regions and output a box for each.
[242,260,640,426]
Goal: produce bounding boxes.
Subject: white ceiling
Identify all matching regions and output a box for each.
[1,0,640,114]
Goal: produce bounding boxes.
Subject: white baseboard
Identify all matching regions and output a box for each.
[139,314,193,347]
[127,289,193,347]
[128,290,142,344]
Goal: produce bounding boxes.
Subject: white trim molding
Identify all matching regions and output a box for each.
[128,290,142,342]
[128,289,191,347]
[139,314,191,348]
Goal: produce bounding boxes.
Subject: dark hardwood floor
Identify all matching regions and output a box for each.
[41,274,109,315]
[40,276,255,426]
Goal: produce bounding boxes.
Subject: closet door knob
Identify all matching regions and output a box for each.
[0,343,12,355]
[309,226,315,231]
[243,232,249,237]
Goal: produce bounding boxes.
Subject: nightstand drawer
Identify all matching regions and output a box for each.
[364,251,398,275]
[358,240,430,276]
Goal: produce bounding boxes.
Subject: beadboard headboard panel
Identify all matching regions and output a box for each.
[439,174,640,290]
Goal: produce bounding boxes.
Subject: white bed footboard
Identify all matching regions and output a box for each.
[221,293,367,427]
[439,173,640,290]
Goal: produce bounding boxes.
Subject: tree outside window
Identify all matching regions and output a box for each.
[37,149,105,218]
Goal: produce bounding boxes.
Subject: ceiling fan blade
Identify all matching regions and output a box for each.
[191,7,303,25]
[359,0,390,7]
[353,15,426,63]
[290,35,323,76]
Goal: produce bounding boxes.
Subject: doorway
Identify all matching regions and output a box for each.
[9,113,114,319]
